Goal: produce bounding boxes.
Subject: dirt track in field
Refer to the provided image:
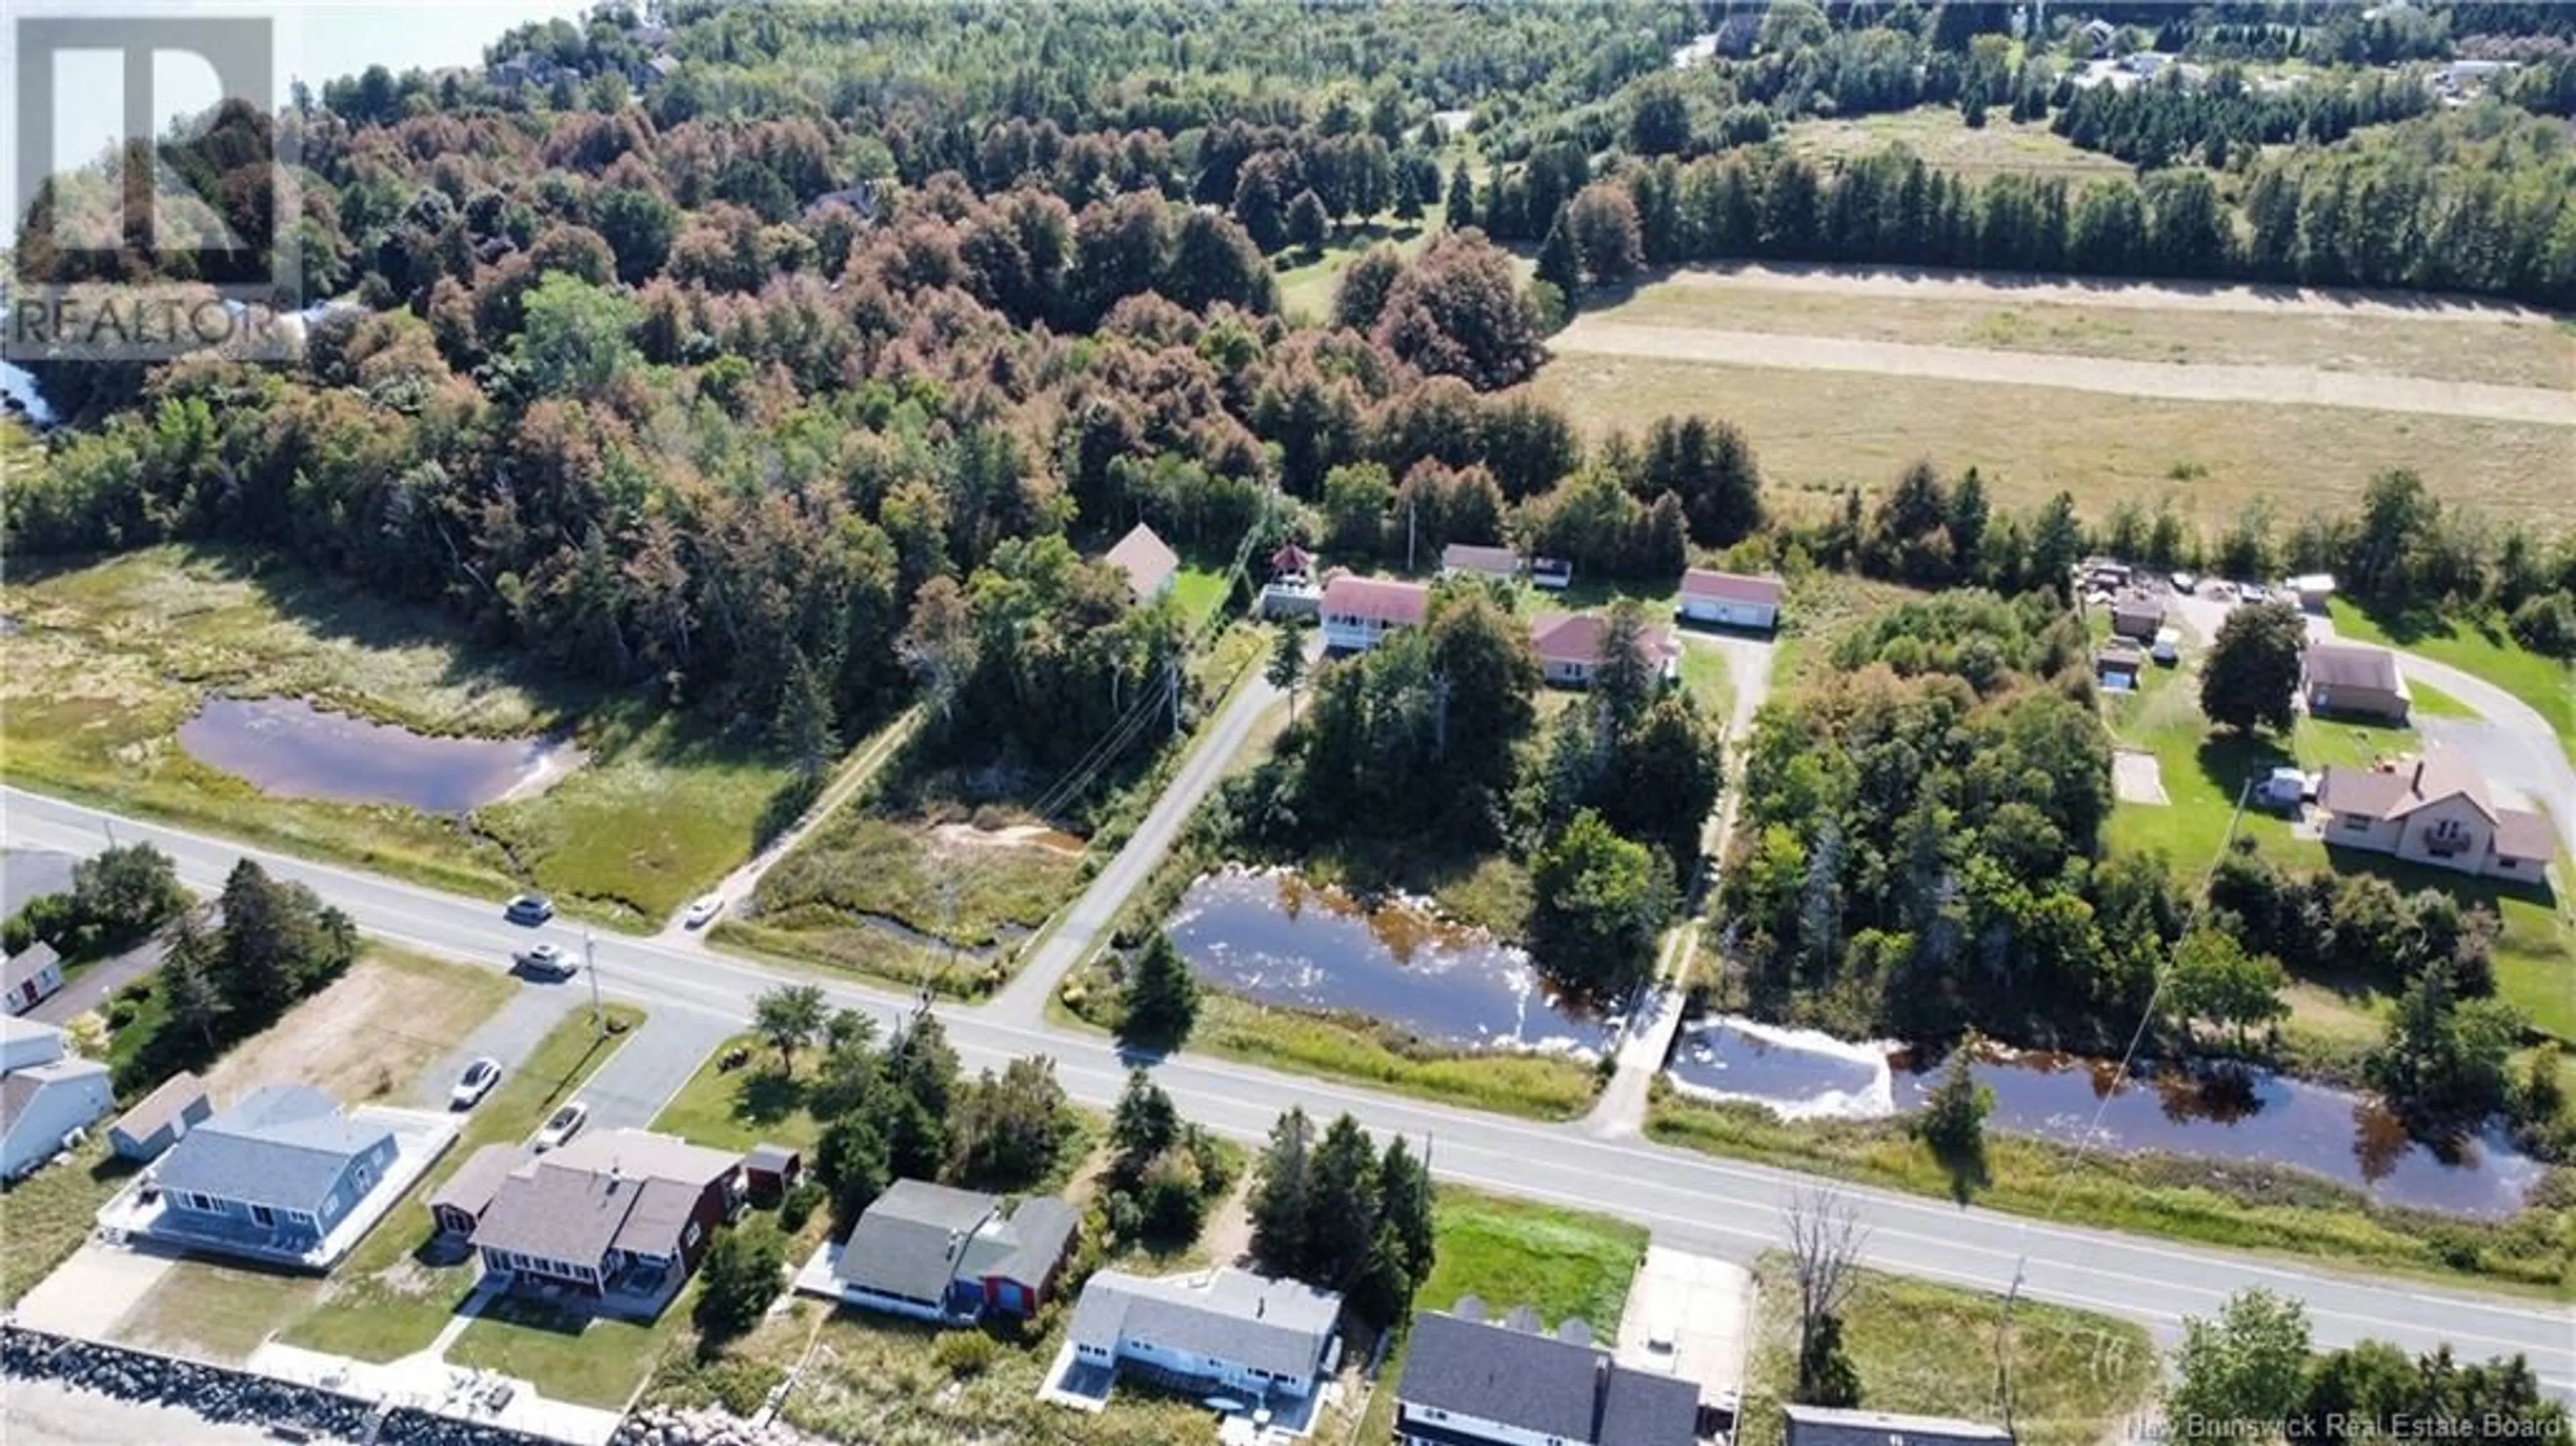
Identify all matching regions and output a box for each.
[1550,317,2576,427]
[1657,262,2565,324]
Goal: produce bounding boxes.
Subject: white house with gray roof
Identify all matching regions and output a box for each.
[1395,1306,1700,1446]
[0,1017,112,1181]
[1060,1266,1342,1406]
[818,1178,1078,1322]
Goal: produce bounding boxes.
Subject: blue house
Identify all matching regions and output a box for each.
[149,1084,398,1257]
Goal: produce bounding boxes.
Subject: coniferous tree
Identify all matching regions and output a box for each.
[1121,930,1201,1046]
[1249,1107,1314,1274]
[1443,166,1477,231]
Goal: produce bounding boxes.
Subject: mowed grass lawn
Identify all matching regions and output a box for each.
[1532,353,2576,534]
[281,1003,646,1363]
[1356,1191,1648,1443]
[1,546,802,927]
[1735,1256,2156,1446]
[1784,105,2133,181]
[649,1032,829,1155]
[2329,598,2575,761]
[1274,222,1432,325]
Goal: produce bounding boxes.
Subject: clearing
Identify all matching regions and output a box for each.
[1,546,802,925]
[1784,107,2133,180]
[195,948,516,1107]
[1735,1255,2157,1446]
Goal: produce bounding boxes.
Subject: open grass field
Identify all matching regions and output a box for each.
[649,1032,830,1155]
[2329,598,2575,760]
[1646,1087,2568,1296]
[1607,268,2576,391]
[0,547,800,926]
[280,1003,645,1363]
[0,1135,136,1306]
[1784,105,2134,180]
[1734,1255,2157,1446]
[1274,222,1433,325]
[197,946,515,1107]
[1532,350,2576,533]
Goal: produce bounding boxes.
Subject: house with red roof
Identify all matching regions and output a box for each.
[1321,575,1430,653]
[1527,613,1680,689]
[2314,744,2555,880]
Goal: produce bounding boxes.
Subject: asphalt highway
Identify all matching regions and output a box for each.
[6,786,2569,1392]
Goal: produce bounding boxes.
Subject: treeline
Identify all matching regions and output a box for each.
[121,860,360,1092]
[1247,1106,1436,1331]
[1722,591,2157,1048]
[1496,105,2576,309]
[2051,66,2431,168]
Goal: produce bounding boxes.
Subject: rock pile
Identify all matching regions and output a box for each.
[0,1325,561,1446]
[614,1404,835,1446]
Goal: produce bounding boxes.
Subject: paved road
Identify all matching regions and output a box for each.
[985,657,1287,1027]
[11,787,2567,1393]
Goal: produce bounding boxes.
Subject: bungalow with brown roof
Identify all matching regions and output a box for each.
[444,1129,745,1313]
[2108,591,2166,642]
[1320,575,1430,653]
[2314,745,2554,879]
[1676,569,1783,631]
[1103,522,1180,602]
[2302,643,2410,723]
[1528,613,1680,689]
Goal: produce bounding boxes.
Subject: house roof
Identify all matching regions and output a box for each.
[1527,613,1677,671]
[962,1196,1079,1287]
[2110,592,2165,622]
[152,1085,394,1213]
[1,1056,108,1137]
[1679,569,1784,607]
[2494,808,2557,863]
[111,1071,209,1144]
[1069,1267,1341,1383]
[745,1142,801,1174]
[1599,1367,1701,1445]
[2303,642,2403,693]
[1104,522,1180,599]
[1399,1309,1699,1446]
[0,1015,66,1060]
[1322,575,1430,627]
[835,1178,1002,1300]
[470,1129,740,1266]
[2316,746,2493,824]
[1783,1404,2015,1446]
[5,942,61,993]
[1269,542,1313,576]
[427,1143,530,1219]
[1441,543,1519,577]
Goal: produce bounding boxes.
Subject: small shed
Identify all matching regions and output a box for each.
[2288,573,2337,610]
[108,1070,212,1164]
[2095,643,2145,691]
[1530,557,1574,591]
[745,1142,804,1203]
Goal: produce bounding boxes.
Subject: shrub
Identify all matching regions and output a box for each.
[930,1329,999,1379]
[779,1180,825,1233]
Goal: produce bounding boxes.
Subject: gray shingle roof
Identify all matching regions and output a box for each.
[2303,642,2402,692]
[833,1179,1000,1301]
[1399,1309,1601,1440]
[1069,1268,1340,1383]
[1597,1364,1700,1445]
[111,1071,209,1145]
[427,1144,530,1220]
[5,942,62,994]
[961,1196,1078,1288]
[1442,543,1519,577]
[468,1129,737,1266]
[1104,522,1180,598]
[0,1056,110,1137]
[1784,1404,2014,1446]
[472,1164,632,1266]
[151,1085,392,1213]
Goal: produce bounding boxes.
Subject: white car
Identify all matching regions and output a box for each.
[515,942,576,978]
[2169,571,2196,594]
[449,1057,502,1110]
[534,1101,589,1152]
[682,893,726,930]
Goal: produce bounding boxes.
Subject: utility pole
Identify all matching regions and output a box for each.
[584,930,604,1039]
[1406,495,1418,573]
[1168,659,1181,738]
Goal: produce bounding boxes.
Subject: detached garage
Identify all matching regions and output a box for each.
[1676,569,1784,631]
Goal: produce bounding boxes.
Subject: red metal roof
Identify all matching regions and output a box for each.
[1679,569,1784,606]
[1322,575,1431,626]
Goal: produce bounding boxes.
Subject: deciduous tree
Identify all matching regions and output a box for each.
[2200,600,2307,734]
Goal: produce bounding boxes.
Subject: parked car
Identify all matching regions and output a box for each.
[534,1101,588,1152]
[682,893,725,929]
[504,893,555,926]
[2235,581,2269,604]
[515,942,576,978]
[449,1057,502,1109]
[2151,627,2182,665]
[2169,571,2196,594]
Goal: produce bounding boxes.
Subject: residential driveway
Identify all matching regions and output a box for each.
[13,1241,176,1338]
[412,987,580,1109]
[2112,749,2169,805]
[28,934,169,1026]
[565,1005,734,1133]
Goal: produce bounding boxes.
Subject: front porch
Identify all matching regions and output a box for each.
[489,1256,684,1322]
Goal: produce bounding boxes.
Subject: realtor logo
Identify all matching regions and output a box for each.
[9,15,301,360]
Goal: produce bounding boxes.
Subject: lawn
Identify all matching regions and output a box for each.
[1678,639,1732,720]
[1605,269,2576,391]
[1734,1255,2157,1446]
[195,946,517,1106]
[280,1003,647,1362]
[1533,353,2576,533]
[2329,598,2575,760]
[0,1135,138,1306]
[650,1032,829,1155]
[2405,678,2481,719]
[1169,564,1233,629]
[112,1259,320,1362]
[1,545,807,927]
[1274,221,1432,325]
[449,1290,693,1410]
[1784,105,2133,181]
[1646,1087,2569,1296]
[1356,1190,1648,1444]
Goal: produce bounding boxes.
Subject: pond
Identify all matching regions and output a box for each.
[1167,867,1611,1056]
[1666,1017,2542,1217]
[0,359,52,427]
[178,696,580,814]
